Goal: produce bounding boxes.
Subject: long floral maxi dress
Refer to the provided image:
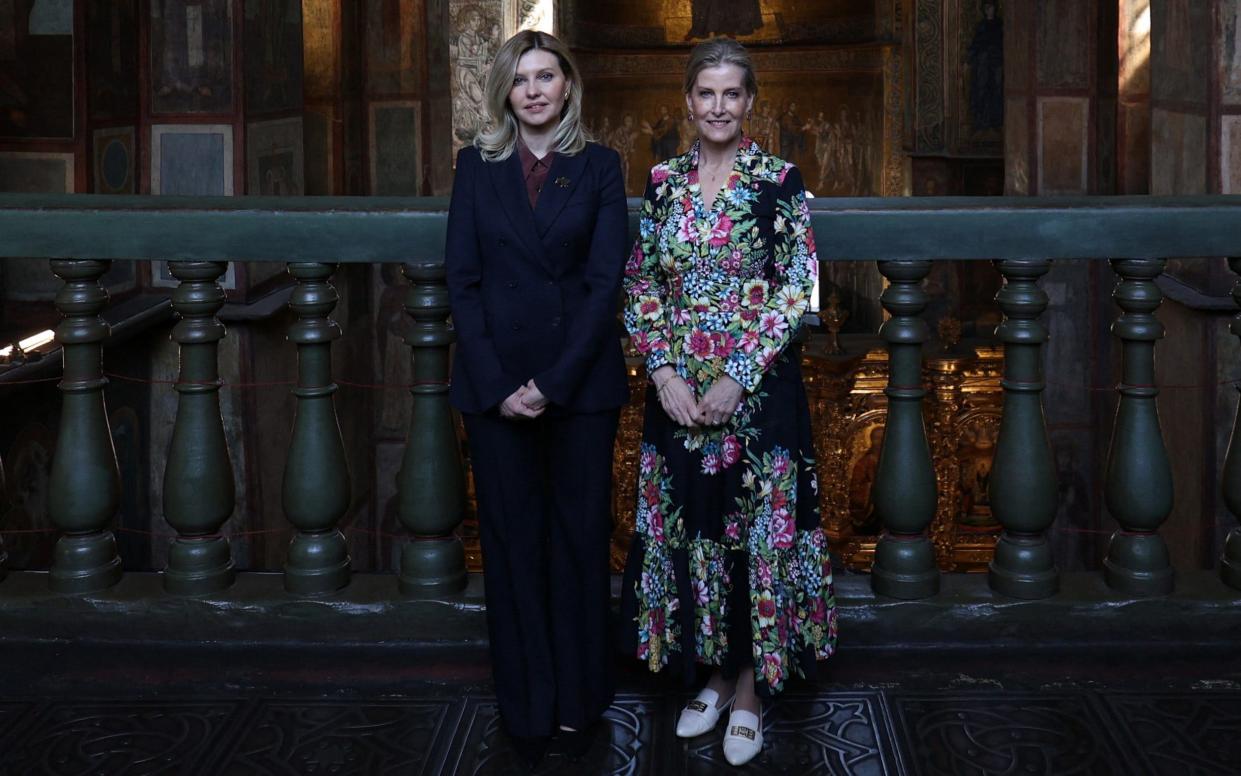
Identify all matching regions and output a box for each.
[620,138,838,696]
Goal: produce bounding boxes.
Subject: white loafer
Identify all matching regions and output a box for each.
[722,705,763,766]
[675,687,734,738]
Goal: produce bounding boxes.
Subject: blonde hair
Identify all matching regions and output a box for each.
[683,37,758,99]
[475,30,590,162]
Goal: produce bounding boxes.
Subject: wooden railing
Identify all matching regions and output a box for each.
[2,193,1241,601]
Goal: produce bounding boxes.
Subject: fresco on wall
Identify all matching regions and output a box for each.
[586,70,883,197]
[247,117,304,195]
[244,0,303,114]
[86,0,139,120]
[93,126,136,194]
[964,0,1002,136]
[1035,0,1088,90]
[0,151,73,193]
[449,1,501,157]
[1225,1,1241,105]
[568,0,875,48]
[0,0,73,137]
[370,100,421,194]
[366,0,419,95]
[1037,97,1088,195]
[151,124,233,195]
[1152,0,1209,106]
[150,0,234,114]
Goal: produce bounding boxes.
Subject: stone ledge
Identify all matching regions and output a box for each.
[1,569,1238,657]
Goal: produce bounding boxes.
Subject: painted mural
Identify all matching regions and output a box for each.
[1152,0,1209,106]
[568,0,876,47]
[243,0,303,114]
[86,0,140,121]
[582,52,887,197]
[365,0,420,95]
[964,0,1003,137]
[0,0,74,137]
[150,0,235,114]
[449,1,502,158]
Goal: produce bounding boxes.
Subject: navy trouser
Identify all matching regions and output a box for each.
[462,408,619,739]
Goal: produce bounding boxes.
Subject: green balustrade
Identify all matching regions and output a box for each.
[1104,259,1174,596]
[988,260,1058,598]
[397,261,467,596]
[871,260,940,599]
[282,263,352,594]
[47,259,123,593]
[162,261,236,595]
[1221,257,1241,590]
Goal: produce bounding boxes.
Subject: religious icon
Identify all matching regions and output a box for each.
[848,425,885,535]
[957,425,998,528]
[967,0,1004,133]
[687,0,763,40]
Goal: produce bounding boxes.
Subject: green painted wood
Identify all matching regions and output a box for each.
[870,260,940,600]
[1220,258,1241,590]
[282,263,352,595]
[987,260,1059,599]
[162,261,236,595]
[10,194,1241,262]
[397,261,467,596]
[47,260,123,593]
[1103,259,1174,596]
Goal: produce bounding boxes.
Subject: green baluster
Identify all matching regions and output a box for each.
[162,261,236,595]
[988,260,1058,598]
[871,260,940,599]
[283,262,351,594]
[47,259,123,593]
[397,261,467,595]
[1220,257,1241,590]
[1104,258,1174,595]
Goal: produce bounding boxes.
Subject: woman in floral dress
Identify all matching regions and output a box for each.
[620,37,837,767]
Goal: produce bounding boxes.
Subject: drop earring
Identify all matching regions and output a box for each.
[688,111,695,122]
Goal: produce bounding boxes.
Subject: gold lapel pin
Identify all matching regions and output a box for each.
[555,176,571,188]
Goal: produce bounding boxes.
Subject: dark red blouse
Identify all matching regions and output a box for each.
[516,139,555,209]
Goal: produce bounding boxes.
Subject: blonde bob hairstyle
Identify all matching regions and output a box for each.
[682,36,758,100]
[475,30,590,162]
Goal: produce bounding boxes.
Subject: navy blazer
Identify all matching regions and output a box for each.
[446,141,630,414]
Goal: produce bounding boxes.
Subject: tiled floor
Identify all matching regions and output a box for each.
[2,684,1239,774]
[2,568,1240,775]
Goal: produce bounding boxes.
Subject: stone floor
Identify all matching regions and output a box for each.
[1,647,1239,775]
[1,571,1240,774]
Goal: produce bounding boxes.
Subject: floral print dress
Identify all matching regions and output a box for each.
[620,138,838,695]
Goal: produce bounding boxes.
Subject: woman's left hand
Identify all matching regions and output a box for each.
[521,380,549,411]
[695,376,744,426]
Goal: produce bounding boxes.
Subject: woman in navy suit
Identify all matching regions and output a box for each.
[444,29,629,767]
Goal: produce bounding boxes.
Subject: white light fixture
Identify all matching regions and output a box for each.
[0,329,56,359]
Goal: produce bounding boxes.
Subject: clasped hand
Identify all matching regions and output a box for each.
[500,379,548,419]
[651,366,743,429]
